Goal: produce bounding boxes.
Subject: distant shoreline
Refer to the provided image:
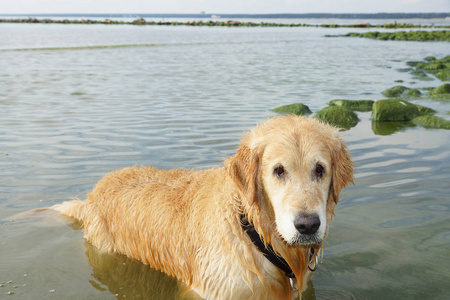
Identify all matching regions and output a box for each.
[1,18,449,28]
[1,13,449,19]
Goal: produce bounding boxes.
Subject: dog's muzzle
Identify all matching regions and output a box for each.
[292,213,322,245]
[294,213,320,235]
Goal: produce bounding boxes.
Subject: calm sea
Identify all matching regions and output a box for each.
[0,19,449,299]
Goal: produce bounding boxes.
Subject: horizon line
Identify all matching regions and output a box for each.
[2,12,449,16]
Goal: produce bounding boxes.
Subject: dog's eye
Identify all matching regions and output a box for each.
[274,165,285,178]
[315,163,325,179]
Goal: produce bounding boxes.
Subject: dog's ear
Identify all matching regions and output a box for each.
[225,144,261,206]
[330,138,354,204]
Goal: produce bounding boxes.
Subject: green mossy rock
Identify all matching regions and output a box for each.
[343,30,450,42]
[411,56,450,82]
[437,56,450,63]
[371,99,420,121]
[406,61,421,67]
[328,99,374,112]
[424,63,447,71]
[272,103,312,115]
[403,89,422,99]
[412,115,450,129]
[314,106,359,130]
[382,85,409,97]
[436,70,450,81]
[411,69,433,81]
[428,94,450,101]
[429,83,450,94]
[427,83,450,101]
[414,104,436,115]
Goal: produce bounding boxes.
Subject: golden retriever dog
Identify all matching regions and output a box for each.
[52,115,353,299]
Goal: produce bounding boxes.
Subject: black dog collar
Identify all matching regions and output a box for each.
[241,214,319,280]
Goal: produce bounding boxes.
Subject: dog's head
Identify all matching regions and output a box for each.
[226,115,354,246]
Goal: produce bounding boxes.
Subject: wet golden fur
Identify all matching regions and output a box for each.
[52,115,353,299]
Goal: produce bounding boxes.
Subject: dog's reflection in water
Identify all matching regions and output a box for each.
[84,238,318,300]
[84,240,201,300]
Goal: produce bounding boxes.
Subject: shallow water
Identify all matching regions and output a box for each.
[0,22,449,299]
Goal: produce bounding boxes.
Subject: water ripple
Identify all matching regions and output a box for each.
[370,178,418,188]
[1,23,449,300]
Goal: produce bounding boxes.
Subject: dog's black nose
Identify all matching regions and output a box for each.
[294,214,321,235]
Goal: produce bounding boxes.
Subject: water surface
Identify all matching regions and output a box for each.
[1,22,449,299]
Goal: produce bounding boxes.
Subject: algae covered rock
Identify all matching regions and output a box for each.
[372,99,420,121]
[412,115,450,129]
[342,30,450,42]
[381,85,423,100]
[430,83,450,94]
[382,85,410,97]
[403,89,422,99]
[408,55,450,82]
[427,83,450,101]
[411,69,433,81]
[314,106,359,130]
[329,99,374,112]
[414,104,436,116]
[424,63,447,71]
[272,103,312,115]
[436,70,450,81]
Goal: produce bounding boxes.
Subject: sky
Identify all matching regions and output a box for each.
[1,0,449,15]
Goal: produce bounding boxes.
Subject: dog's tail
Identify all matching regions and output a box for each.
[51,199,86,222]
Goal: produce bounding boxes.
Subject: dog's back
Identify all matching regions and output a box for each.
[53,165,242,295]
